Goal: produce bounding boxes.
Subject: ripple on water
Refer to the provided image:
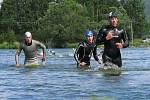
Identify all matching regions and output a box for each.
[0,48,150,99]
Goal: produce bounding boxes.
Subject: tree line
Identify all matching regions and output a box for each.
[0,0,149,47]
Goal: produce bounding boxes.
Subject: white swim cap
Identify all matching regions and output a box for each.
[25,32,32,37]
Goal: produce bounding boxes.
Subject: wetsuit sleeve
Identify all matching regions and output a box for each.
[74,48,78,63]
[74,42,84,63]
[77,46,84,61]
[93,45,99,61]
[96,28,106,45]
[122,30,129,48]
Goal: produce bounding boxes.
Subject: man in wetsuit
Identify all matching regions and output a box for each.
[74,30,101,68]
[15,32,46,66]
[96,12,129,67]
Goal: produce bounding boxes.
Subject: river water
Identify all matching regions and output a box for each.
[0,48,150,100]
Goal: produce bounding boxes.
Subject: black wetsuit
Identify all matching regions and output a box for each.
[96,25,129,67]
[74,41,99,66]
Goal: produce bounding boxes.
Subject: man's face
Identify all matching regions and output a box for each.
[25,36,32,44]
[87,36,93,44]
[109,17,118,27]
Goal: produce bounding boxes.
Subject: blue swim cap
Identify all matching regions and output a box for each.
[84,30,93,37]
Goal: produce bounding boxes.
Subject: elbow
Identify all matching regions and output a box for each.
[43,46,46,51]
[44,45,46,50]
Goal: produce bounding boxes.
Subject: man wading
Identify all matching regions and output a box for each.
[74,30,101,69]
[96,12,129,67]
[15,32,46,66]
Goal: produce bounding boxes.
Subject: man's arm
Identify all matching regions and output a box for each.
[74,47,79,64]
[115,29,129,49]
[74,44,83,64]
[15,43,22,67]
[15,54,20,67]
[96,27,106,45]
[36,41,46,64]
[38,41,46,63]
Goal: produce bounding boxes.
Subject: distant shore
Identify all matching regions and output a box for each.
[0,42,18,49]
[0,39,150,49]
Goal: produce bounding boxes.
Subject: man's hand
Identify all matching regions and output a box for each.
[15,54,20,67]
[97,60,102,64]
[41,51,46,66]
[42,57,45,62]
[16,63,20,67]
[41,51,46,62]
[42,56,46,66]
[106,32,113,40]
[79,62,87,66]
[116,43,123,48]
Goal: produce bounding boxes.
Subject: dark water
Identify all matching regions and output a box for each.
[0,48,150,100]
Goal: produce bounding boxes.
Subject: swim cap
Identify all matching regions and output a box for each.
[84,30,93,37]
[25,32,32,37]
[108,12,117,18]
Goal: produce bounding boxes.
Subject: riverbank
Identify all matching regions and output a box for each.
[131,39,150,47]
[0,42,18,49]
[0,39,150,49]
[66,39,150,48]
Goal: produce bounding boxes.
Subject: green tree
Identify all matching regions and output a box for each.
[36,0,89,47]
[75,0,130,31]
[0,0,49,37]
[122,0,146,38]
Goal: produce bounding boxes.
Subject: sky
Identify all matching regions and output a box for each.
[0,0,2,3]
[0,0,3,8]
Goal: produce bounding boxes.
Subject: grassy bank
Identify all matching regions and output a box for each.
[131,39,150,47]
[0,42,19,49]
[1,39,150,49]
[66,42,104,48]
[66,39,150,48]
